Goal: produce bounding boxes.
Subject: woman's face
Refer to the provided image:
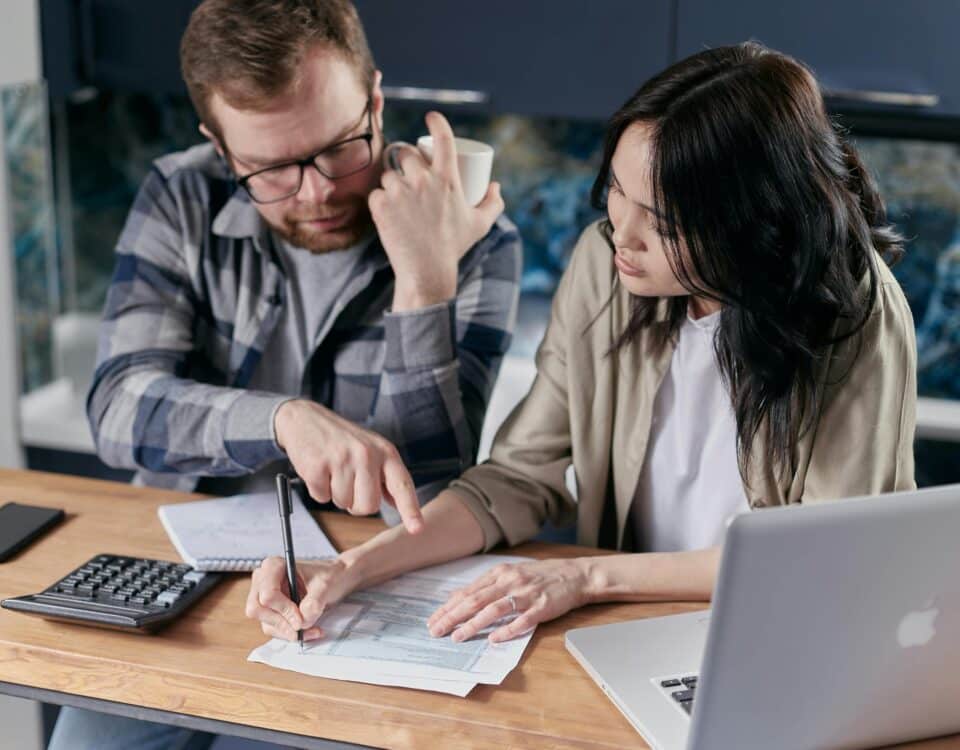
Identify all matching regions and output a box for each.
[607,123,691,301]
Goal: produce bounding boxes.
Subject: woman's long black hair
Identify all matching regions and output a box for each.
[591,42,903,480]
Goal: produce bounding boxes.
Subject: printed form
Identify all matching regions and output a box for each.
[248,555,536,696]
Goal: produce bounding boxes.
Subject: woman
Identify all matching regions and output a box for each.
[246,42,916,645]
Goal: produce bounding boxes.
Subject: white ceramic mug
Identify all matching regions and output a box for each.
[383,135,494,206]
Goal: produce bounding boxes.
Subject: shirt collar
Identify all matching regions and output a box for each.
[211,189,389,275]
[212,188,271,247]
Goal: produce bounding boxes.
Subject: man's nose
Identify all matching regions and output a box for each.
[297,165,336,203]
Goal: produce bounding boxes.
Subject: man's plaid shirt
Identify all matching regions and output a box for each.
[87,144,522,505]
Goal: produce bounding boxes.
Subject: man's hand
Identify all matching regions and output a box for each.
[369,111,504,312]
[275,399,424,534]
[245,556,357,641]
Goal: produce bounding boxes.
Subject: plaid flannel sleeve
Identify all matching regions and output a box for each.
[86,168,288,476]
[375,216,522,525]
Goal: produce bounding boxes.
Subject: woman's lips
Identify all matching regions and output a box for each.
[614,253,644,277]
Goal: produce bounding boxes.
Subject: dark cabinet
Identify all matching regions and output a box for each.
[39,0,960,122]
[41,0,199,98]
[353,0,673,120]
[44,0,672,120]
[676,0,960,118]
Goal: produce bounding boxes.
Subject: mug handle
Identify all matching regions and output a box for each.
[382,141,424,174]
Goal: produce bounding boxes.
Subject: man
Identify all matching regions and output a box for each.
[52,0,521,747]
[87,0,520,524]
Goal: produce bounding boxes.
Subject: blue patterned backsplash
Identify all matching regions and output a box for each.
[4,89,960,483]
[856,136,960,400]
[2,83,57,394]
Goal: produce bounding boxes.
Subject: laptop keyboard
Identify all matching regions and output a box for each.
[658,674,699,715]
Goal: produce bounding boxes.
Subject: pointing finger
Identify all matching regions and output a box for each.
[382,456,424,534]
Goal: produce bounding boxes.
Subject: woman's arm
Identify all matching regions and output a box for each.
[245,489,485,640]
[427,546,721,644]
[340,490,486,590]
[247,493,721,642]
[583,546,721,602]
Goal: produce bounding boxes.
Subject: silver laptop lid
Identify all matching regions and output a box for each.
[689,484,960,750]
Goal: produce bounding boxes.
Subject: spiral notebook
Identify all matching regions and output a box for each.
[158,491,338,571]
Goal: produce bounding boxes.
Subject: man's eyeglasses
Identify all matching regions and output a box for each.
[233,99,374,204]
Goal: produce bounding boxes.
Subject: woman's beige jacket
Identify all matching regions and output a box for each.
[451,221,918,551]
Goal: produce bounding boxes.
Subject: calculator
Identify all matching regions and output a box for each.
[1,554,222,632]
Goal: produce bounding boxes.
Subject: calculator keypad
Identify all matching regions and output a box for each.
[50,555,207,610]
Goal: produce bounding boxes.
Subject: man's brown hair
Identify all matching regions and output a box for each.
[180,0,376,137]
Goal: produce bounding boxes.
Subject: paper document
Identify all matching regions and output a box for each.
[248,554,536,696]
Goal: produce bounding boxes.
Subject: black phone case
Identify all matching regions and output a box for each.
[0,503,66,562]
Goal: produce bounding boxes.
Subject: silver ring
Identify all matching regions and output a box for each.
[506,595,517,614]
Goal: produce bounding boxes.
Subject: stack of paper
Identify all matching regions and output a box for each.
[158,491,338,571]
[248,555,536,696]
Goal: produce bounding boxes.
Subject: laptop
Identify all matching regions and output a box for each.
[565,484,960,750]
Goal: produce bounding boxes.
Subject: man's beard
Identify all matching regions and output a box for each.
[269,196,374,253]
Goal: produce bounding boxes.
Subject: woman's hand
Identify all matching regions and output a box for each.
[427,558,594,644]
[245,556,358,642]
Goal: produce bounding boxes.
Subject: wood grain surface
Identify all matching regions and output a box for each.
[0,469,954,749]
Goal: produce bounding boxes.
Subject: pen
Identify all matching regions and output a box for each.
[275,473,304,653]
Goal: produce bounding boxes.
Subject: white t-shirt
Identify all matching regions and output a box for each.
[248,234,370,397]
[202,234,370,497]
[630,310,750,552]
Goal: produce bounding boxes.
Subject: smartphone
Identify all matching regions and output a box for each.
[0,502,65,562]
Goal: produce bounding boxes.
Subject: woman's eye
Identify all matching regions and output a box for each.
[655,222,678,239]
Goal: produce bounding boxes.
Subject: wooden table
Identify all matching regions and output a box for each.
[0,469,956,750]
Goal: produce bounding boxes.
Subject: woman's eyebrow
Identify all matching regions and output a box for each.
[610,167,664,218]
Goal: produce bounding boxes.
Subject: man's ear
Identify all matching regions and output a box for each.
[199,123,225,158]
[371,70,385,133]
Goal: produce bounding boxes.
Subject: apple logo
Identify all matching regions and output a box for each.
[897,598,939,649]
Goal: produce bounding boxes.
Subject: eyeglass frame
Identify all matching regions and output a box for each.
[228,97,375,204]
